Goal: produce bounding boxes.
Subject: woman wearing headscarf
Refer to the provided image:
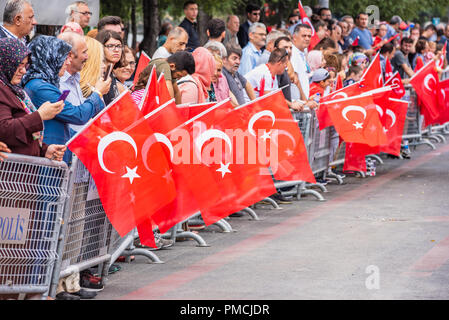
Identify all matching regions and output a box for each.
[0,38,66,160]
[178,47,216,104]
[23,35,105,164]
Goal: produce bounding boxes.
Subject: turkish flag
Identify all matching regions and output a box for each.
[335,73,343,92]
[322,94,387,147]
[344,143,377,172]
[234,90,316,183]
[135,99,223,235]
[139,66,159,114]
[298,1,321,50]
[352,36,360,47]
[133,51,151,90]
[384,71,406,99]
[318,82,369,130]
[360,52,383,90]
[67,92,176,241]
[174,99,275,225]
[379,98,409,156]
[157,73,172,105]
[436,79,449,123]
[414,56,424,72]
[410,60,440,127]
[384,58,394,82]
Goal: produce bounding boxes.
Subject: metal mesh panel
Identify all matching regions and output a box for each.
[0,155,68,293]
[60,159,113,271]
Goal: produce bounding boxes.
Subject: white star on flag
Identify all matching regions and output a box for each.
[163,169,173,184]
[122,166,141,184]
[261,130,272,141]
[285,149,294,157]
[353,122,364,130]
[216,162,232,178]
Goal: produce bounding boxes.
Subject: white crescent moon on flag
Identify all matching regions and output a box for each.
[424,74,436,92]
[275,129,297,148]
[392,78,400,89]
[195,129,233,163]
[378,74,383,86]
[386,109,396,128]
[142,133,174,172]
[97,132,138,174]
[342,105,367,122]
[441,89,446,101]
[248,110,276,137]
[332,92,348,100]
[302,17,315,36]
[375,105,384,117]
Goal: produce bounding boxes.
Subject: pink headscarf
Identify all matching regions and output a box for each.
[307,50,324,72]
[192,47,216,103]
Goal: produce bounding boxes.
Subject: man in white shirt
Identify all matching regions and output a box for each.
[152,27,189,59]
[291,23,312,101]
[0,0,37,43]
[245,48,288,98]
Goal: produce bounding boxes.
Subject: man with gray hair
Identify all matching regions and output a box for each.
[65,1,92,30]
[256,30,284,66]
[152,26,189,59]
[0,0,37,43]
[238,22,267,76]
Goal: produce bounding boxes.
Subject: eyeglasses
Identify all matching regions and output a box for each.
[124,61,137,68]
[76,11,92,16]
[254,32,267,37]
[251,12,261,16]
[105,44,123,51]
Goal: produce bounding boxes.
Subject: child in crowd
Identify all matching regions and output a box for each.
[343,65,363,87]
[309,68,332,98]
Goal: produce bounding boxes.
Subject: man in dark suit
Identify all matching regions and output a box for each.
[237,3,261,49]
[0,0,37,43]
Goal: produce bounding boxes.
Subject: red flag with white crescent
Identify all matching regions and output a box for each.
[321,94,387,147]
[360,52,383,90]
[174,99,276,225]
[410,60,440,127]
[384,71,406,99]
[67,92,176,247]
[234,90,316,183]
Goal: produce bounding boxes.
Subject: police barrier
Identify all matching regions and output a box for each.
[48,157,162,298]
[0,154,68,299]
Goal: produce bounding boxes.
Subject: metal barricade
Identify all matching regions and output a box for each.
[273,110,326,201]
[49,157,161,298]
[0,154,68,299]
[402,85,436,150]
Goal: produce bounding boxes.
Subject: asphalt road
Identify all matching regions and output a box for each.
[96,141,449,301]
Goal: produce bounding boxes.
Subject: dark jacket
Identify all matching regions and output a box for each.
[0,81,48,157]
[179,18,200,52]
[237,21,250,49]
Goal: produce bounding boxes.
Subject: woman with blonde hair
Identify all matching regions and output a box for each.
[80,36,105,99]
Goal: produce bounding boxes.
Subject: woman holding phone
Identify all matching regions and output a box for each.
[0,38,66,160]
[23,35,105,164]
[96,30,127,105]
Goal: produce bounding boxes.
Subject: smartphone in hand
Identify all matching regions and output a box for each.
[57,90,70,102]
[103,64,112,81]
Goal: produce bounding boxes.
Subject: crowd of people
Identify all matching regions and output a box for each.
[0,0,448,300]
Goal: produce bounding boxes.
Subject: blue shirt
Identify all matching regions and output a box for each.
[24,78,105,164]
[238,42,263,76]
[349,27,373,49]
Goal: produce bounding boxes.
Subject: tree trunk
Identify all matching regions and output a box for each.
[131,0,137,51]
[197,10,211,46]
[141,0,159,56]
